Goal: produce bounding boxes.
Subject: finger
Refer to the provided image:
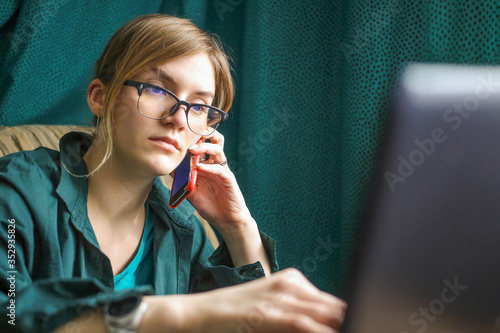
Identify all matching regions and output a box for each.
[265,311,337,333]
[271,294,345,330]
[202,129,225,147]
[204,159,228,166]
[189,142,226,164]
[272,269,347,310]
[196,161,230,175]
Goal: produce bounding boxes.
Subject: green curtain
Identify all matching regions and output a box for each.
[1,0,499,297]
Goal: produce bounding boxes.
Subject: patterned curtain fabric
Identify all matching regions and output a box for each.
[1,0,499,296]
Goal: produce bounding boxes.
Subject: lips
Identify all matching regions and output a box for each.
[149,136,180,152]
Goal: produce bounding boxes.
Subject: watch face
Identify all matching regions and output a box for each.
[108,296,141,316]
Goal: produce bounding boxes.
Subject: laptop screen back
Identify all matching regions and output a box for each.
[342,64,500,333]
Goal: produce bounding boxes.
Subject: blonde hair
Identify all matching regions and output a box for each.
[91,14,234,173]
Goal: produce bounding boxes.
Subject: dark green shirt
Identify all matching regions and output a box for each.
[0,132,278,333]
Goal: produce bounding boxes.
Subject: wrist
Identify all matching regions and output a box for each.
[139,294,221,333]
[217,216,259,241]
[138,296,185,333]
[219,221,270,275]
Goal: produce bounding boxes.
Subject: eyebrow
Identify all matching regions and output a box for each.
[150,67,215,100]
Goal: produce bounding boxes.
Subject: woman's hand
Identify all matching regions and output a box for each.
[186,130,273,275]
[55,269,346,333]
[187,130,251,233]
[141,268,347,333]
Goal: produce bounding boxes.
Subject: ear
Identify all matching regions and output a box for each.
[87,79,107,118]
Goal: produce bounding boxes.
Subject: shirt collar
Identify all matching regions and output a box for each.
[148,178,196,232]
[56,131,94,239]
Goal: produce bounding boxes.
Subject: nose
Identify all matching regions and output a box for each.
[160,102,189,128]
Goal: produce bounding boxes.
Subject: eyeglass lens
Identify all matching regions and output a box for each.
[138,86,222,135]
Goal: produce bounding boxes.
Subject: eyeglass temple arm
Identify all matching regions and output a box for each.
[220,110,229,123]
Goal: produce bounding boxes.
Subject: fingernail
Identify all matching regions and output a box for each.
[189,145,199,150]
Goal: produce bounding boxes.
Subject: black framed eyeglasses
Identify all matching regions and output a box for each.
[102,76,228,136]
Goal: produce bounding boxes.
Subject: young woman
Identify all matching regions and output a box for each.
[0,14,346,333]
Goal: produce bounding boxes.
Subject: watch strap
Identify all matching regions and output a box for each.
[104,298,148,333]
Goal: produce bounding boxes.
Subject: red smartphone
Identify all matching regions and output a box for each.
[169,138,203,209]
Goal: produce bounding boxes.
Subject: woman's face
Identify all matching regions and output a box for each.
[110,52,216,178]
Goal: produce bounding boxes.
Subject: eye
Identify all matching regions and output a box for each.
[191,105,206,113]
[144,86,166,96]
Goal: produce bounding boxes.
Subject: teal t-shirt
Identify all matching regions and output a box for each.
[114,204,154,290]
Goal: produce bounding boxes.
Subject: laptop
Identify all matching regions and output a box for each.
[342,64,500,333]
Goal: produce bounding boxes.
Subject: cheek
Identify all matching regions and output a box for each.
[110,103,146,150]
[112,97,137,124]
[186,132,202,146]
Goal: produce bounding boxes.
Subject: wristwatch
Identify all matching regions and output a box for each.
[103,295,148,333]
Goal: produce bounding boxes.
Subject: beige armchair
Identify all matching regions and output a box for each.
[0,124,219,248]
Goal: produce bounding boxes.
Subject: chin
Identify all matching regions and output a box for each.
[147,158,177,177]
[149,165,175,178]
